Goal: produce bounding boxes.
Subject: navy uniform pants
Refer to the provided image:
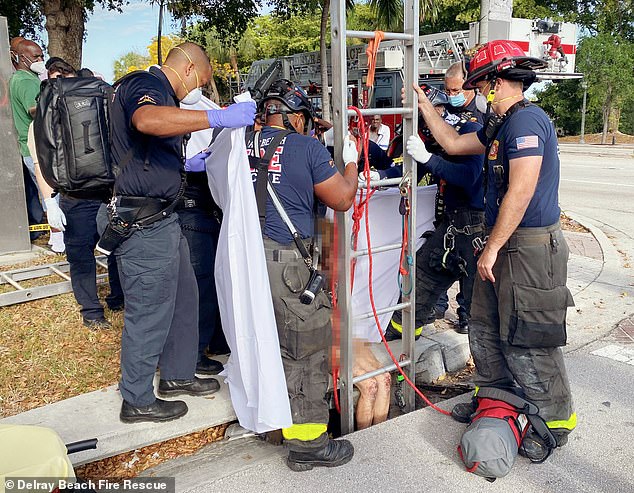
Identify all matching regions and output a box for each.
[113,212,199,407]
[178,206,225,359]
[60,196,123,320]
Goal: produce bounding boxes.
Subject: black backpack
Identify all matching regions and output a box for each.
[34,76,115,197]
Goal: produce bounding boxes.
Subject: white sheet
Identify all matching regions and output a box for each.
[351,186,437,342]
[182,96,292,432]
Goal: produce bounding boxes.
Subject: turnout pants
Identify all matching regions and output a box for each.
[264,238,331,452]
[178,206,225,358]
[392,209,484,333]
[114,213,199,407]
[470,222,576,434]
[61,196,123,320]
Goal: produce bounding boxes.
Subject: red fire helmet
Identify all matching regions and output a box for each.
[463,40,547,89]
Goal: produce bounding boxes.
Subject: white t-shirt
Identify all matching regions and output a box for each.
[369,123,391,150]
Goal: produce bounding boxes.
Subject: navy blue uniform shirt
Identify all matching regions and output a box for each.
[247,126,338,245]
[111,66,183,200]
[477,102,561,228]
[426,119,484,211]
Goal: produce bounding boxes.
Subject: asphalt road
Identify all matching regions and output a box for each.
[559,152,634,260]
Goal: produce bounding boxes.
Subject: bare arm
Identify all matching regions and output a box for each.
[477,155,543,282]
[27,123,54,199]
[314,162,358,211]
[410,84,486,156]
[132,106,210,138]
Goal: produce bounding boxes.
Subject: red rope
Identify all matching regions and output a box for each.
[348,105,451,416]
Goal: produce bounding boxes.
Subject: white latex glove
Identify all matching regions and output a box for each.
[44,197,67,231]
[406,134,432,164]
[342,135,359,166]
[358,169,380,185]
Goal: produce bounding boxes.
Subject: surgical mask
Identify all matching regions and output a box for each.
[30,61,46,75]
[475,93,488,113]
[180,87,202,105]
[448,93,466,107]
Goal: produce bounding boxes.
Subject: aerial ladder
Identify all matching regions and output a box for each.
[330,0,420,434]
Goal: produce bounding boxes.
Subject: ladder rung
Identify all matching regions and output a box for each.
[347,107,415,117]
[346,30,414,41]
[359,177,404,188]
[353,359,412,384]
[48,266,71,281]
[95,259,108,269]
[352,242,402,258]
[356,301,411,320]
[1,274,24,291]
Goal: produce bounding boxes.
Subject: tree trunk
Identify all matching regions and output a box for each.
[601,86,612,145]
[43,0,85,70]
[208,76,220,104]
[229,47,241,94]
[320,0,331,122]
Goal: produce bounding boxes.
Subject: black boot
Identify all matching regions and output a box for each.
[451,398,477,423]
[287,439,354,472]
[196,356,224,375]
[455,311,469,335]
[120,398,188,423]
[519,429,568,462]
[158,376,220,397]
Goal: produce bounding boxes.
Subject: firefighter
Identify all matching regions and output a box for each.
[411,40,576,461]
[386,86,485,340]
[246,79,358,471]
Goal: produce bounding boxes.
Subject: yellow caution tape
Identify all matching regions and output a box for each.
[29,223,51,232]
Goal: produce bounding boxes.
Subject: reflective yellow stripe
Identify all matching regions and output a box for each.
[390,320,423,337]
[546,412,577,431]
[473,386,479,396]
[282,423,328,442]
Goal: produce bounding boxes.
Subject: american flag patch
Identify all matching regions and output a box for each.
[516,135,539,150]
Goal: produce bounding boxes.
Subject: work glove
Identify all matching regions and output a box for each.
[185,150,211,172]
[342,135,359,166]
[44,197,66,232]
[206,101,256,129]
[358,169,380,185]
[406,134,432,164]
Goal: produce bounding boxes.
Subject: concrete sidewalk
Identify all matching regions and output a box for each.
[3,212,632,474]
[140,212,634,492]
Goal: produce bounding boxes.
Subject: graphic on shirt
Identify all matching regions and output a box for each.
[137,94,157,105]
[488,140,499,160]
[247,135,287,184]
[516,135,539,150]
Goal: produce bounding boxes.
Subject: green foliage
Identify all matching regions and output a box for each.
[0,0,43,39]
[113,51,151,79]
[535,80,601,135]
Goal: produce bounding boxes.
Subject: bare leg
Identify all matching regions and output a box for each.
[372,371,391,425]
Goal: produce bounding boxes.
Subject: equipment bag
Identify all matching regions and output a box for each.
[34,76,115,196]
[457,387,555,481]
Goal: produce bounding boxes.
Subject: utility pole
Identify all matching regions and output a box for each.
[580,80,588,144]
[479,0,490,44]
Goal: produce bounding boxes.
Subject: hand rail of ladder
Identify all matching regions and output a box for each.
[355,301,411,320]
[346,30,414,41]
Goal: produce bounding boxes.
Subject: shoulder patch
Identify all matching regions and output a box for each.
[137,94,157,105]
[516,135,539,150]
[488,140,499,160]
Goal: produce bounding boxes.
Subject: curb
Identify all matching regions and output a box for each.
[561,210,622,277]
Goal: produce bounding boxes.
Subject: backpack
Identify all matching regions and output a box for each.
[34,76,115,197]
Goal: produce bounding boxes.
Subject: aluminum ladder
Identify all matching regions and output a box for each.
[330,0,420,434]
[0,256,109,307]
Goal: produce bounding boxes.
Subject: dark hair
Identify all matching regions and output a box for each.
[47,59,76,77]
[45,56,65,70]
[76,67,95,78]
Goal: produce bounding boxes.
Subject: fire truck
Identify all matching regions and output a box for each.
[244,17,582,132]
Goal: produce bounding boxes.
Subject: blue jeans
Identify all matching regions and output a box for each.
[178,207,224,360]
[60,196,123,320]
[435,286,468,317]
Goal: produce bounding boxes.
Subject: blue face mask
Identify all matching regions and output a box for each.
[448,93,466,107]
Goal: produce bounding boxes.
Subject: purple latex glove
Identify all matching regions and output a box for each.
[206,101,256,129]
[184,150,211,172]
